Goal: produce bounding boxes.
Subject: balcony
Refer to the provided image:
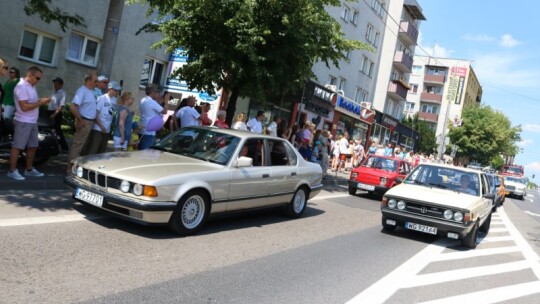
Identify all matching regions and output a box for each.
[387,80,408,100]
[424,74,446,85]
[393,51,413,73]
[420,92,443,103]
[418,112,439,123]
[398,21,419,46]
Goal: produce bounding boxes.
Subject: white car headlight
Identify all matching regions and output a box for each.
[120,180,130,193]
[397,200,406,210]
[454,212,464,222]
[388,199,397,209]
[76,166,83,178]
[444,210,453,220]
[133,183,143,196]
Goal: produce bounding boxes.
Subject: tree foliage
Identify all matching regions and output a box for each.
[131,0,372,123]
[402,114,437,154]
[447,104,521,166]
[23,0,86,32]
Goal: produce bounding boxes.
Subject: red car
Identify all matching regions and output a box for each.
[348,155,412,196]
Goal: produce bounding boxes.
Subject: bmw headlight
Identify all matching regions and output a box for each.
[388,199,397,209]
[397,200,406,210]
[444,210,453,220]
[133,183,143,196]
[120,180,130,193]
[76,166,83,178]
[454,212,464,222]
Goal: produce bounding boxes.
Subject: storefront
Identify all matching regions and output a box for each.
[371,111,419,151]
[333,95,374,144]
[291,80,336,131]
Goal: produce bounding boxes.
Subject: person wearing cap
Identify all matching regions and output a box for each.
[84,80,121,155]
[47,77,69,152]
[2,67,20,120]
[246,110,265,133]
[139,84,167,150]
[113,91,135,151]
[67,73,97,173]
[93,75,109,99]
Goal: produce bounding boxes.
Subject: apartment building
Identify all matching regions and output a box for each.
[406,55,483,157]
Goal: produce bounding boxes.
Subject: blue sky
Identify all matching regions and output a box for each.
[416,0,540,183]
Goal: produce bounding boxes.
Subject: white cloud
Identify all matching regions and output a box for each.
[523,124,540,133]
[472,52,540,88]
[416,42,453,58]
[499,34,521,48]
[462,34,495,42]
[517,138,533,148]
[525,162,540,180]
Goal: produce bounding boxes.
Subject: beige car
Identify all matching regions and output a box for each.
[65,127,323,235]
[381,163,493,249]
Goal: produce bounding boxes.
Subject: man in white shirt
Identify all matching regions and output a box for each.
[84,81,121,155]
[138,84,167,150]
[246,110,265,133]
[266,116,281,137]
[47,77,69,152]
[176,96,202,128]
[67,73,97,174]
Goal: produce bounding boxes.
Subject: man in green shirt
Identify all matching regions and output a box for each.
[2,67,20,120]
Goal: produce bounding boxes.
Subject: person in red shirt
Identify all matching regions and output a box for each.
[213,110,229,128]
[200,102,213,126]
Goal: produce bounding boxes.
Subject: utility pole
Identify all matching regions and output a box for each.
[98,0,125,77]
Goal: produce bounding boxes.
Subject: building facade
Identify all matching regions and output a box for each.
[406,55,483,158]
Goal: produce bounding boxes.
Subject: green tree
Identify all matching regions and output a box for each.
[447,104,521,165]
[131,0,372,124]
[22,0,85,32]
[402,114,437,154]
[490,154,504,171]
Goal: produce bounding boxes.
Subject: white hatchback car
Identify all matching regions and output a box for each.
[381,163,494,249]
[65,127,323,235]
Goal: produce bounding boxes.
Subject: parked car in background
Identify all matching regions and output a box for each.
[504,176,527,200]
[348,155,411,196]
[485,173,505,211]
[381,164,493,249]
[65,127,323,235]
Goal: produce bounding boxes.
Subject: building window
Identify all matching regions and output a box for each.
[410,84,419,93]
[339,77,346,91]
[424,85,443,94]
[355,87,368,103]
[340,6,350,22]
[421,104,439,114]
[412,65,422,74]
[18,29,58,65]
[361,56,374,78]
[140,57,165,86]
[329,75,337,86]
[371,0,386,18]
[365,24,380,48]
[67,32,100,66]
[426,66,447,75]
[351,10,359,25]
[405,102,415,112]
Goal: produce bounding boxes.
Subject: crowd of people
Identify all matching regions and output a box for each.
[1,57,442,181]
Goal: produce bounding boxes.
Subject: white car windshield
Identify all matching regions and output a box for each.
[404,165,480,196]
[506,176,526,184]
[152,127,241,165]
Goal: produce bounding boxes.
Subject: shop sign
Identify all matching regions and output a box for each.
[335,95,375,124]
[382,114,398,131]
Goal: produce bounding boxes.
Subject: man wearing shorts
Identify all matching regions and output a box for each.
[7,66,51,180]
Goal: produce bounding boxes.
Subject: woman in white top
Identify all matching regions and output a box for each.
[232,112,248,131]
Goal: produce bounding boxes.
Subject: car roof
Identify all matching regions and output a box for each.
[185,126,280,140]
[418,163,483,174]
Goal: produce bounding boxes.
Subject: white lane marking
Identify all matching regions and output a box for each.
[0,214,103,227]
[345,240,450,304]
[311,193,352,201]
[432,246,521,261]
[402,260,530,288]
[498,208,540,279]
[417,280,540,304]
[489,227,508,233]
[525,210,540,217]
[481,235,515,242]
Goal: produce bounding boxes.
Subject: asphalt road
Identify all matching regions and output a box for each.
[1,185,539,304]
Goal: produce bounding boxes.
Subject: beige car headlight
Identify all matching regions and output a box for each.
[397,200,406,210]
[388,199,397,209]
[444,210,453,220]
[133,183,143,196]
[454,212,464,222]
[120,180,130,193]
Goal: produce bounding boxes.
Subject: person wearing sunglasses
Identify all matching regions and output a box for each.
[7,66,51,180]
[2,67,20,120]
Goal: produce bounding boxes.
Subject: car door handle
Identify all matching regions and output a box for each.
[291,172,297,176]
[262,174,270,178]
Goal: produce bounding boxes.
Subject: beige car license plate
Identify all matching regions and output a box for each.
[405,222,437,235]
[75,188,104,208]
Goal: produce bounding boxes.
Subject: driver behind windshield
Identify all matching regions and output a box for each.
[459,174,477,195]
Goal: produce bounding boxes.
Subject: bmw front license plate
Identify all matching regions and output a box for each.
[75,188,104,208]
[357,183,375,191]
[405,222,437,235]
